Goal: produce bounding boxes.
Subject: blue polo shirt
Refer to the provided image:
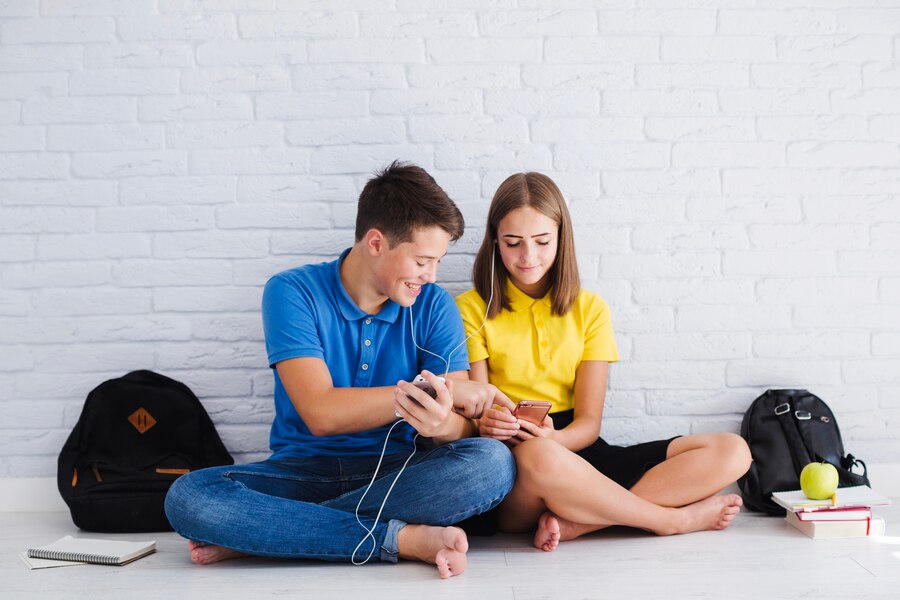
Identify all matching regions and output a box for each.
[261,249,469,458]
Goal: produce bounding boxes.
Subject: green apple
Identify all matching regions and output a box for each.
[800,462,839,500]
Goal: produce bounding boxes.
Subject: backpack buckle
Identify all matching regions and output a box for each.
[794,410,811,420]
[774,403,790,415]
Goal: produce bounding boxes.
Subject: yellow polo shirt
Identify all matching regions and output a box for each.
[456,283,618,414]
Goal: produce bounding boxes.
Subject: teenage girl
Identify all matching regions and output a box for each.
[456,172,752,551]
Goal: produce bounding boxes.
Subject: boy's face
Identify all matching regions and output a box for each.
[372,225,451,307]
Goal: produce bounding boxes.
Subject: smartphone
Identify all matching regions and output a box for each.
[514,400,552,426]
[408,375,444,400]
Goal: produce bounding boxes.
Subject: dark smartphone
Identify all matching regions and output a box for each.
[514,400,552,425]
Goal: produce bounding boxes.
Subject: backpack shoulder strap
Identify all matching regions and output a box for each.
[773,400,813,476]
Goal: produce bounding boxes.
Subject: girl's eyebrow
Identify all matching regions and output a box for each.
[501,232,552,239]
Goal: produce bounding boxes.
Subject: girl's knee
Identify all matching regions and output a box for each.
[513,438,563,478]
[716,433,752,478]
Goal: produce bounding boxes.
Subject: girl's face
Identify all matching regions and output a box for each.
[496,206,559,298]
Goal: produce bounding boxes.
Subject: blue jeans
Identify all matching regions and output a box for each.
[164,437,515,563]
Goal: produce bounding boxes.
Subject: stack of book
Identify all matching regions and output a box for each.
[771,485,891,539]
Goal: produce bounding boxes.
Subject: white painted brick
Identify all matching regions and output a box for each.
[880,388,900,408]
[677,305,792,332]
[153,231,269,259]
[480,9,596,36]
[756,277,877,305]
[311,38,424,63]
[794,305,900,329]
[0,429,70,456]
[718,9,836,34]
[569,196,684,225]
[633,279,755,306]
[603,170,720,196]
[216,424,268,454]
[240,11,356,38]
[409,116,526,143]
[836,9,900,34]
[0,235,35,262]
[633,333,750,360]
[719,89,829,115]
[37,233,151,260]
[184,66,290,93]
[256,92,367,119]
[531,117,643,143]
[839,251,900,275]
[725,250,837,276]
[170,369,253,397]
[410,65,519,90]
[673,142,785,168]
[600,391,646,419]
[96,206,214,232]
[233,257,319,287]
[874,333,900,357]
[752,63,860,89]
[837,170,900,194]
[0,291,29,316]
[216,203,332,229]
[778,35,893,61]
[727,359,842,387]
[190,314,264,342]
[0,344,33,370]
[111,259,233,287]
[598,9,716,34]
[72,151,187,178]
[153,286,261,313]
[662,36,775,61]
[427,38,541,64]
[83,42,193,68]
[871,116,900,141]
[788,142,899,167]
[833,89,900,114]
[723,169,838,195]
[873,224,900,249]
[599,417,693,447]
[0,72,67,99]
[204,397,274,425]
[863,63,900,88]
[0,153,68,180]
[0,45,81,72]
[118,14,236,41]
[293,65,405,91]
[804,385,880,414]
[754,332,870,359]
[0,101,18,123]
[237,175,356,204]
[602,252,719,279]
[571,225,630,254]
[637,63,748,88]
[603,90,719,116]
[196,40,307,66]
[632,224,749,251]
[758,115,869,141]
[156,341,266,370]
[167,121,284,149]
[556,143,670,170]
[190,148,311,175]
[160,0,273,11]
[0,0,37,16]
[749,224,869,250]
[138,95,252,122]
[47,124,163,152]
[0,207,91,233]
[0,317,76,344]
[311,144,434,175]
[546,37,659,63]
[270,230,351,256]
[844,360,900,385]
[23,97,135,124]
[613,360,727,390]
[522,64,633,90]
[70,68,180,96]
[482,170,598,205]
[644,117,755,142]
[43,0,154,16]
[287,118,405,146]
[32,343,155,374]
[0,17,115,44]
[33,288,151,316]
[881,278,900,302]
[646,389,755,417]
[370,89,481,116]
[0,126,42,151]
[361,12,476,37]
[485,90,598,118]
[121,176,236,205]
[3,261,110,289]
[79,315,193,342]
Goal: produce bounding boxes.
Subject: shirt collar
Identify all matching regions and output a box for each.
[506,279,552,311]
[332,248,401,324]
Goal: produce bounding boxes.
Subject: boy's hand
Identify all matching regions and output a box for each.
[392,371,454,438]
[448,379,516,419]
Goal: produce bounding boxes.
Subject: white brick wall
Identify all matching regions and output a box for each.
[1,2,898,477]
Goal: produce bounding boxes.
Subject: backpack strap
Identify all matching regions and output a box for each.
[773,401,813,477]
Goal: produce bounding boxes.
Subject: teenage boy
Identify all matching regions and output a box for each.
[165,161,516,579]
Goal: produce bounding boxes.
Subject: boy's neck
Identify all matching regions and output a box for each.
[340,245,388,315]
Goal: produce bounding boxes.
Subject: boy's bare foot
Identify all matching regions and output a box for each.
[187,540,247,565]
[533,512,561,552]
[398,525,468,579]
[669,493,743,535]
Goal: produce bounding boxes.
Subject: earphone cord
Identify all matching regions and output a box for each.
[352,249,497,565]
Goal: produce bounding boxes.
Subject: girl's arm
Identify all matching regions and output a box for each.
[551,360,608,451]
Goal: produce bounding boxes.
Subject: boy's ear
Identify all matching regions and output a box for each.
[364,228,386,256]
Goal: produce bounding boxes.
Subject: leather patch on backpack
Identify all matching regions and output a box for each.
[128,407,157,434]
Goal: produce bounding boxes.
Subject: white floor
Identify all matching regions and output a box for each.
[3,506,899,600]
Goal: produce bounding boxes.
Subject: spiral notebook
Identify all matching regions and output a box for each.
[26,535,156,566]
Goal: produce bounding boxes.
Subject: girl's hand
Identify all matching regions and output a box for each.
[511,414,555,445]
[477,407,519,441]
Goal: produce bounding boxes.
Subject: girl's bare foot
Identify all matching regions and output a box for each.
[397,525,468,579]
[668,493,743,535]
[187,540,247,565]
[533,512,561,552]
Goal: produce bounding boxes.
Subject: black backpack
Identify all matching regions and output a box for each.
[58,370,233,533]
[738,389,870,515]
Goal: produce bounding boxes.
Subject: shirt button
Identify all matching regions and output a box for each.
[536,321,543,327]
[365,318,372,325]
[364,339,371,347]
[540,340,548,347]
[362,363,369,370]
